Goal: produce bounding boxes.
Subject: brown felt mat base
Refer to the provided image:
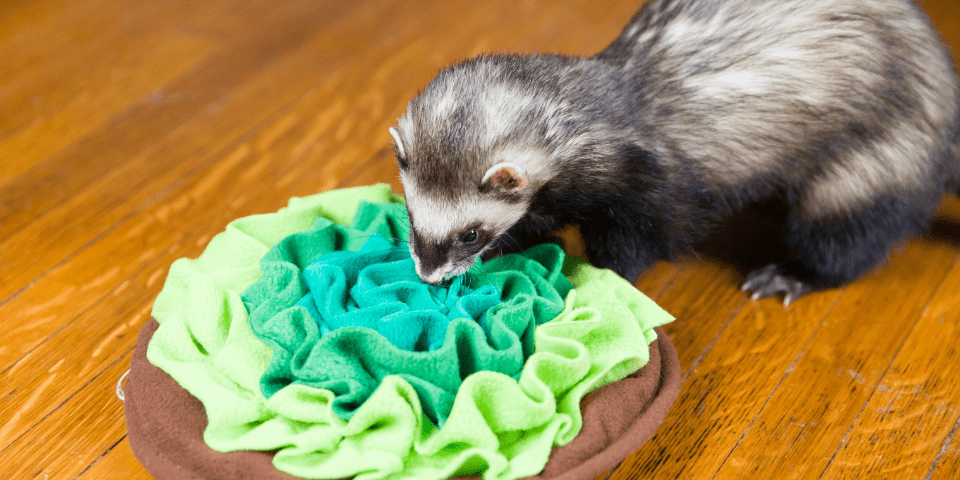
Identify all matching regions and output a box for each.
[125,319,680,480]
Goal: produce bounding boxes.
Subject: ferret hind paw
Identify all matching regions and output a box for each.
[741,263,813,306]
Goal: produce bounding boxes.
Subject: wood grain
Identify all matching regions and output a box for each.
[618,285,844,478]
[1,0,959,479]
[77,438,154,480]
[822,258,960,478]
[712,235,960,478]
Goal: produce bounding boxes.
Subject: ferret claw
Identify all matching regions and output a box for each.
[783,293,795,307]
[741,263,811,306]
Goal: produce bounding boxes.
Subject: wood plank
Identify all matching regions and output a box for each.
[0,0,638,304]
[0,0,70,37]
[900,198,960,480]
[712,235,960,478]
[0,0,483,370]
[654,258,748,373]
[0,125,396,448]
[2,0,960,478]
[76,437,154,480]
[611,257,753,477]
[929,423,960,480]
[820,258,960,478]
[0,350,131,479]
[615,288,843,478]
[0,83,424,441]
[0,0,369,300]
[635,261,681,300]
[0,0,644,450]
[918,0,960,52]
[0,260,152,450]
[0,0,223,170]
[0,0,636,243]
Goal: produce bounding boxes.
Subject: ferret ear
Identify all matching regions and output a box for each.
[389,126,407,163]
[481,163,529,192]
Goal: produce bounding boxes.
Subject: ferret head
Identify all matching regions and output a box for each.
[389,56,562,284]
[391,145,535,285]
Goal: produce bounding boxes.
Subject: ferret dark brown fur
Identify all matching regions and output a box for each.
[389,0,960,304]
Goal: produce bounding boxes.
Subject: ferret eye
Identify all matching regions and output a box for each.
[461,229,478,244]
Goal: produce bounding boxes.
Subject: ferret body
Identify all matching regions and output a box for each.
[389,0,960,303]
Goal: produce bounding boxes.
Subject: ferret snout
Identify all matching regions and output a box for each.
[413,259,447,285]
[408,233,452,285]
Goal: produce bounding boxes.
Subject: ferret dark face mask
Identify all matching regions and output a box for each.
[390,126,532,284]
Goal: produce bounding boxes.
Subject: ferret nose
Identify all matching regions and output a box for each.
[420,270,447,285]
[413,260,446,285]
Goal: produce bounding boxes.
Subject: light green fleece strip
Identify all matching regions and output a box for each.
[147,184,673,480]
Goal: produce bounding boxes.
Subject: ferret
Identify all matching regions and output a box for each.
[389,0,960,305]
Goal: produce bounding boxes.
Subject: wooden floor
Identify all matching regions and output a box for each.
[2,0,959,478]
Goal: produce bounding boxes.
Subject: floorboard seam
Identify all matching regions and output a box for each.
[0,348,134,458]
[817,255,958,479]
[927,415,960,480]
[710,288,845,479]
[72,435,127,480]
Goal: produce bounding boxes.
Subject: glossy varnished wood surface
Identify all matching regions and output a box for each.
[1,0,959,478]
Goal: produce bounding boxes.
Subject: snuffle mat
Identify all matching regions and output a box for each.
[124,184,681,480]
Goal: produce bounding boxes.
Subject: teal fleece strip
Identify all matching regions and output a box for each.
[146,184,674,480]
[241,201,573,425]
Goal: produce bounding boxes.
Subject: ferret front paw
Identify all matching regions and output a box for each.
[741,263,813,306]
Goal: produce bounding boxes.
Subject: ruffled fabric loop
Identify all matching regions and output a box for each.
[145,185,675,480]
[244,212,574,425]
[297,235,500,350]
